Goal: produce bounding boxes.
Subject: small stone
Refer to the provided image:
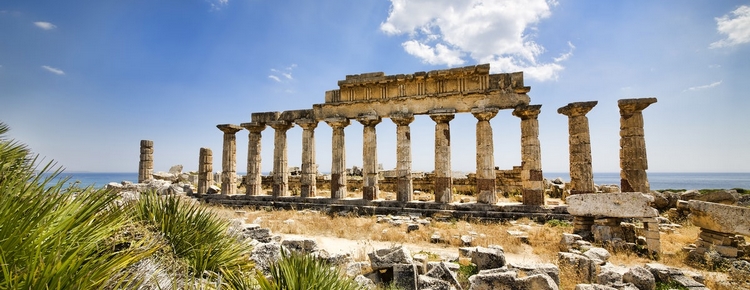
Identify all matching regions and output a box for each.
[461,235,474,246]
[406,223,420,233]
[430,233,442,244]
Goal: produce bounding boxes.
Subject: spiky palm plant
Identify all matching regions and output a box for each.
[257,250,361,290]
[0,122,157,289]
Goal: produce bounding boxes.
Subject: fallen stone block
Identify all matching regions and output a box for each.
[622,266,655,290]
[369,246,414,270]
[688,200,750,236]
[470,246,506,271]
[566,192,658,218]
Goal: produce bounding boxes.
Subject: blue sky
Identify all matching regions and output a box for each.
[1,0,749,174]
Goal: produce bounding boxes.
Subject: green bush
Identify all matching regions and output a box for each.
[132,192,254,275]
[257,250,360,290]
[0,122,157,289]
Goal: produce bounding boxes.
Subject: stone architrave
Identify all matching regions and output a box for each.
[513,105,544,206]
[325,117,350,199]
[138,140,154,183]
[391,113,415,202]
[217,124,243,195]
[198,147,213,194]
[618,98,657,193]
[557,101,598,195]
[296,119,318,198]
[566,192,658,218]
[472,107,500,204]
[240,122,266,195]
[268,120,294,197]
[429,111,455,203]
[688,200,750,236]
[357,115,382,200]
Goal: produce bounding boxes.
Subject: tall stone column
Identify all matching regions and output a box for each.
[217,124,242,195]
[296,119,318,198]
[241,122,266,195]
[357,115,382,200]
[513,105,544,206]
[325,117,350,199]
[138,140,154,183]
[269,120,294,197]
[198,147,213,194]
[430,112,455,203]
[391,113,415,202]
[557,101,598,195]
[472,107,499,204]
[619,98,657,193]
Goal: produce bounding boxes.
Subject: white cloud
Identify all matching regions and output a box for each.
[686,80,722,91]
[710,5,750,48]
[268,75,281,82]
[41,65,65,75]
[380,0,569,81]
[208,0,229,11]
[34,21,57,30]
[268,64,297,83]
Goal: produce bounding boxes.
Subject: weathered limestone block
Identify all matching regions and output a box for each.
[558,101,597,195]
[268,120,294,197]
[368,246,413,270]
[424,261,462,289]
[507,262,561,286]
[326,117,350,199]
[470,246,506,270]
[295,119,318,198]
[618,98,657,193]
[217,124,242,195]
[138,140,154,183]
[391,113,415,202]
[430,111,455,203]
[513,104,544,206]
[566,192,658,218]
[558,252,596,283]
[393,263,418,290]
[688,200,750,236]
[622,266,655,290]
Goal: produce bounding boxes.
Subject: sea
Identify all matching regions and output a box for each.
[45,172,750,191]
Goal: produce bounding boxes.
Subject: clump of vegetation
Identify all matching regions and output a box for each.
[257,250,360,290]
[545,219,571,227]
[0,123,157,289]
[456,263,478,289]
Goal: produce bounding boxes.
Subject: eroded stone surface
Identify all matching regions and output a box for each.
[566,192,658,218]
[688,200,750,236]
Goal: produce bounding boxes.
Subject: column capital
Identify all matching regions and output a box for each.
[430,113,455,124]
[471,107,499,121]
[390,113,414,126]
[295,118,319,130]
[268,120,294,131]
[325,117,350,129]
[557,101,598,117]
[357,115,382,127]
[240,122,266,133]
[618,98,657,116]
[512,104,542,120]
[217,124,243,134]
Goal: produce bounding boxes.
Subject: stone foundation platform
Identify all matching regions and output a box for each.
[194,193,571,222]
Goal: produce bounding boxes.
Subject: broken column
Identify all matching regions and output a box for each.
[197,147,213,194]
[618,98,657,193]
[687,201,750,259]
[138,140,154,183]
[472,107,499,204]
[269,120,294,197]
[241,122,266,195]
[513,105,544,206]
[357,115,382,200]
[391,113,415,202]
[430,111,455,203]
[326,117,350,199]
[296,118,318,198]
[217,124,243,195]
[557,101,598,195]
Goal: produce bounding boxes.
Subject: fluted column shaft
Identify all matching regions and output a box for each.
[513,105,544,206]
[241,122,266,195]
[138,140,154,183]
[269,121,293,197]
[326,117,350,199]
[391,114,415,202]
[619,98,657,193]
[198,147,213,194]
[558,102,597,195]
[430,113,455,203]
[217,124,242,195]
[357,115,382,200]
[296,119,318,198]
[472,108,499,204]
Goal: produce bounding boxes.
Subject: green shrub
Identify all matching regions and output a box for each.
[257,250,360,290]
[546,219,572,227]
[0,122,157,289]
[132,192,254,275]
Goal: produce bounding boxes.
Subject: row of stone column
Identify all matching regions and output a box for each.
[558,97,657,195]
[210,106,545,205]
